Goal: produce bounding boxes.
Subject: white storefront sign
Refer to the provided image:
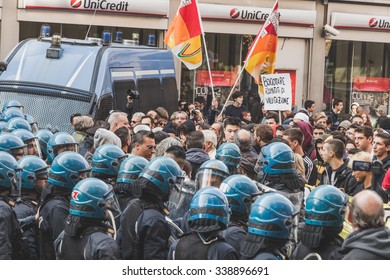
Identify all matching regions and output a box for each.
[18,0,168,17]
[262,73,292,111]
[199,3,316,27]
[332,12,390,31]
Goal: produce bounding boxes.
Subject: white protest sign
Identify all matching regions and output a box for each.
[261,73,292,111]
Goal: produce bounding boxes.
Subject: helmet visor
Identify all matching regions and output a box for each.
[25,138,42,158]
[11,146,28,161]
[54,143,79,156]
[195,169,228,189]
[104,190,121,219]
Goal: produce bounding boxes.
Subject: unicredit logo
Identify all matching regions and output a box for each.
[70,0,82,8]
[369,18,378,28]
[70,0,129,11]
[230,8,240,19]
[229,8,269,21]
[368,17,390,29]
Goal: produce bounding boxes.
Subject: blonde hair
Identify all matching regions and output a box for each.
[348,151,371,169]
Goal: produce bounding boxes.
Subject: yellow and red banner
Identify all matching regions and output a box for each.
[164,0,203,70]
[244,0,279,96]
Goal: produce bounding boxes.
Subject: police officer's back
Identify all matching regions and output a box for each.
[291,185,348,260]
[38,151,91,259]
[168,187,238,260]
[240,192,296,260]
[220,175,260,254]
[114,155,148,211]
[119,157,184,259]
[0,151,24,259]
[54,178,121,259]
[13,156,49,259]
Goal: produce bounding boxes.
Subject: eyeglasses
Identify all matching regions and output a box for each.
[147,145,156,150]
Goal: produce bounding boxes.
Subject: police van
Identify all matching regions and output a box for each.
[0,33,178,132]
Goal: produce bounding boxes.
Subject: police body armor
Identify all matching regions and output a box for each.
[174,232,222,260]
[121,198,161,259]
[58,227,109,260]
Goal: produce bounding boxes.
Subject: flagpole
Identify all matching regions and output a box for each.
[201,33,215,99]
[218,0,279,118]
[218,65,247,117]
[195,0,215,100]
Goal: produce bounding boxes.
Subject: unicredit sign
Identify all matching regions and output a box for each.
[72,0,129,12]
[199,3,316,27]
[332,12,390,31]
[20,0,168,17]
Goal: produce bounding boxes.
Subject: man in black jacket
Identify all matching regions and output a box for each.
[319,139,359,195]
[338,190,390,260]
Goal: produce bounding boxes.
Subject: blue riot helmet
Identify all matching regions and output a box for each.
[116,155,149,184]
[1,108,25,122]
[5,117,32,132]
[305,185,348,228]
[260,142,295,175]
[216,142,241,169]
[139,157,184,199]
[0,133,27,160]
[12,129,42,158]
[91,144,126,178]
[24,114,39,133]
[17,155,49,193]
[0,151,18,190]
[34,129,53,160]
[70,178,121,220]
[248,192,295,239]
[189,186,230,232]
[48,151,91,190]
[220,175,260,220]
[2,100,24,112]
[195,159,229,190]
[46,132,78,164]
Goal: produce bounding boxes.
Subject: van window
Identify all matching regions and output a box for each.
[96,93,113,121]
[137,78,163,113]
[162,77,178,115]
[113,80,136,113]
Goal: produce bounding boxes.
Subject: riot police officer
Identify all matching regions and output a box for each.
[12,129,42,157]
[195,159,229,190]
[220,175,260,254]
[291,185,348,260]
[215,142,241,175]
[168,187,238,260]
[34,129,53,161]
[114,155,148,211]
[258,142,305,194]
[13,155,49,259]
[54,178,121,260]
[91,144,126,185]
[240,192,296,260]
[0,133,28,160]
[46,132,78,164]
[38,151,91,259]
[0,151,23,259]
[119,157,184,259]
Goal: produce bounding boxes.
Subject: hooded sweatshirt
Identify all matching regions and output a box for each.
[340,227,390,260]
[296,121,316,161]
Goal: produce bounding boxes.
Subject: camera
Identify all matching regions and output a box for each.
[352,160,371,172]
[127,89,140,100]
[191,107,201,116]
[323,24,340,36]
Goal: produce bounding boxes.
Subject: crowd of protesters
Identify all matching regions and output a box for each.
[1,92,390,261]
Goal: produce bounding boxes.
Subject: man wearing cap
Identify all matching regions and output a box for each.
[293,112,310,123]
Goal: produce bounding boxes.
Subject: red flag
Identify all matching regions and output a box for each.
[164,0,203,70]
[244,1,279,90]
